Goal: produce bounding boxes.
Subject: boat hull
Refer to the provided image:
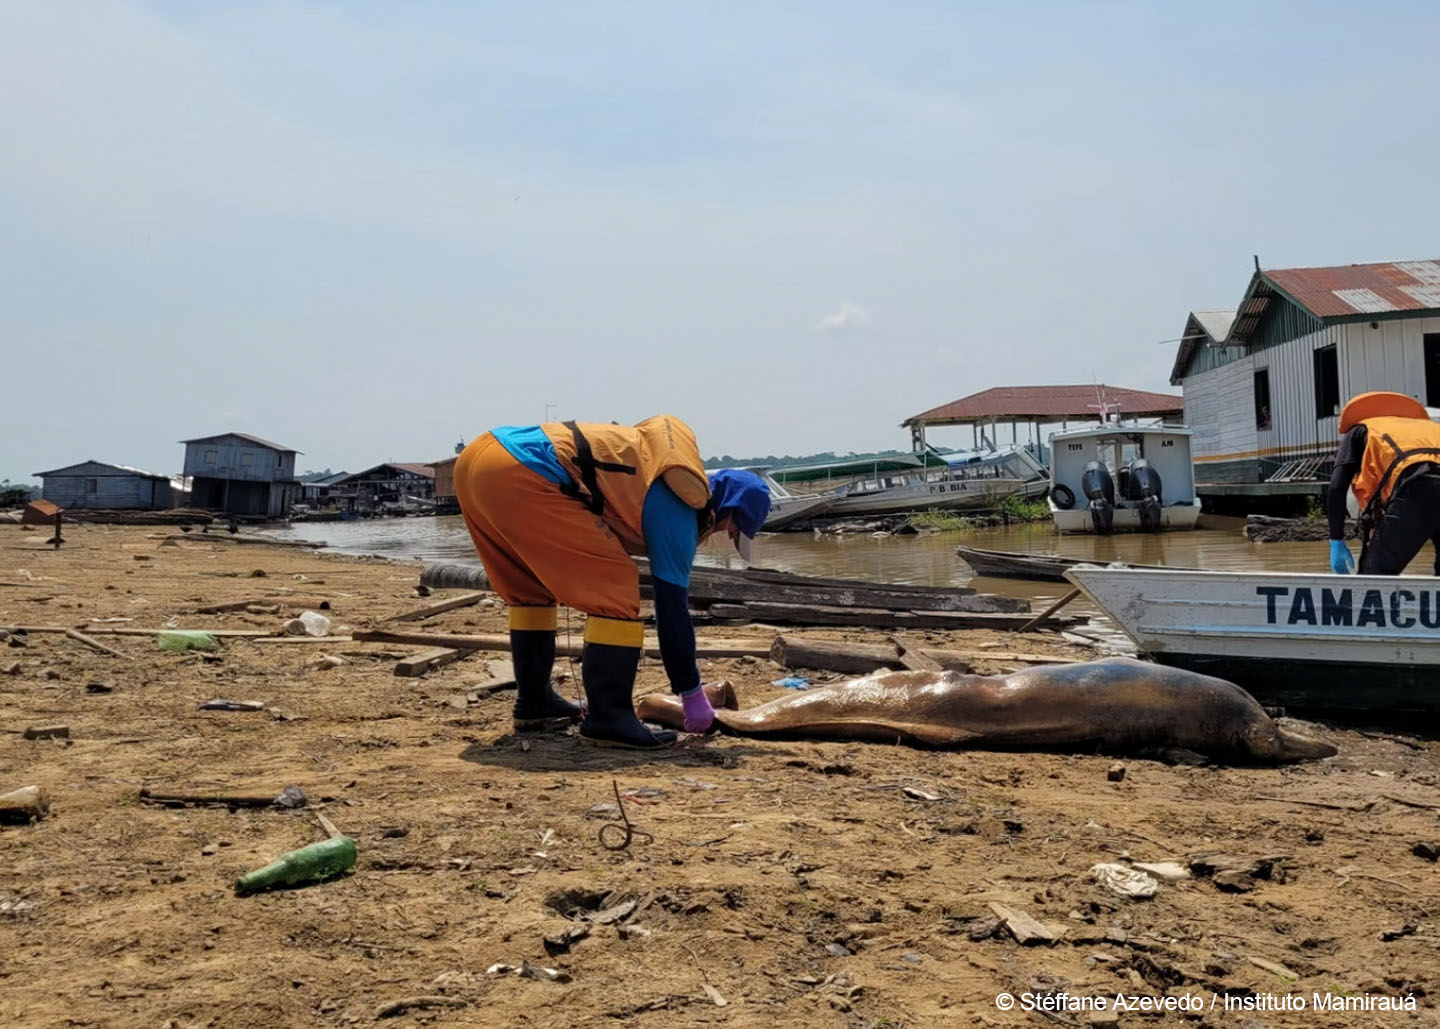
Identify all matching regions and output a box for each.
[830,478,1024,517]
[763,493,836,530]
[1050,503,1201,534]
[1067,566,1440,710]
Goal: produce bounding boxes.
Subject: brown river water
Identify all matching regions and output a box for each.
[266,514,1353,625]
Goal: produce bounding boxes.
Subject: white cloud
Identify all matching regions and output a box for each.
[816,301,874,334]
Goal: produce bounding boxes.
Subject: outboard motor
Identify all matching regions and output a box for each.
[1081,461,1115,535]
[1128,459,1164,533]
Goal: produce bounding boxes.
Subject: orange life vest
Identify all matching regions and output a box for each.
[1352,415,1440,516]
[544,416,710,553]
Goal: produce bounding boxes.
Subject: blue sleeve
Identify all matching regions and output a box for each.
[643,482,701,694]
[642,481,700,587]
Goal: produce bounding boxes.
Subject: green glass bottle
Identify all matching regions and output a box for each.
[234,836,356,896]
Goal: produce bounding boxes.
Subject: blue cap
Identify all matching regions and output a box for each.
[709,468,771,539]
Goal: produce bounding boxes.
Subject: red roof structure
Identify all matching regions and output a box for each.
[903,385,1184,428]
[1263,260,1440,319]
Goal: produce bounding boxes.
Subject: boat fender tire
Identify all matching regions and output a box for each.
[1050,484,1076,510]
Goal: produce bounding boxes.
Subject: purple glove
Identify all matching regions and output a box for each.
[679,685,715,733]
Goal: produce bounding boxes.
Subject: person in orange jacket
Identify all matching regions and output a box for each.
[1327,391,1440,574]
[454,416,770,749]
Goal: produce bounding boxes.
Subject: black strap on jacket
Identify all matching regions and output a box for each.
[557,420,637,516]
[1357,432,1440,563]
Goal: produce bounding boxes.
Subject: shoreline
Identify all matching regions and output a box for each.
[0,524,1434,1027]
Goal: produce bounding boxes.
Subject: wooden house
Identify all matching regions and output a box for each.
[181,432,300,519]
[33,461,173,510]
[430,457,458,501]
[1172,260,1440,492]
[331,463,435,512]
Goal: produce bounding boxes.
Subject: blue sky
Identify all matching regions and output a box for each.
[4,1,1440,480]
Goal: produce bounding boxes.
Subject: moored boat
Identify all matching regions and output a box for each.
[954,545,1180,582]
[1066,565,1440,709]
[1048,424,1200,534]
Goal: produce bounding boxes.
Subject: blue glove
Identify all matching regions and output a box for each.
[1329,540,1355,575]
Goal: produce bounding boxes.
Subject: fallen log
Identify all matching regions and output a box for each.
[192,596,332,614]
[0,625,272,639]
[707,601,1061,631]
[353,628,772,659]
[769,635,1078,674]
[394,647,466,677]
[419,564,490,591]
[388,592,485,623]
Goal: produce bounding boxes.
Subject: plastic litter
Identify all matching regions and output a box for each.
[771,676,811,690]
[1091,862,1159,899]
[158,630,217,652]
[297,611,331,637]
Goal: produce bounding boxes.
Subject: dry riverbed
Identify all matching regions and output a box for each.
[0,524,1437,1028]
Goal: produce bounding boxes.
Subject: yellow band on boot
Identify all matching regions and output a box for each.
[508,606,558,631]
[583,615,644,648]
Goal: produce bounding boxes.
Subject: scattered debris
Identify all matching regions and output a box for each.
[1131,861,1190,882]
[85,681,114,694]
[375,995,468,1019]
[543,924,591,956]
[198,699,265,712]
[0,661,18,675]
[1091,863,1159,899]
[702,984,728,1007]
[1412,841,1440,862]
[901,786,940,801]
[158,631,217,653]
[1107,762,1126,782]
[23,724,69,740]
[825,943,852,957]
[1246,954,1298,981]
[771,676,811,690]
[0,786,51,824]
[988,903,1058,945]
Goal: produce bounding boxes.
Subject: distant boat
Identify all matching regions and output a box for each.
[770,452,1026,518]
[1048,423,1200,534]
[709,468,835,530]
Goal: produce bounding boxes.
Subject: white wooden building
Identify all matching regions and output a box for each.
[1171,259,1440,486]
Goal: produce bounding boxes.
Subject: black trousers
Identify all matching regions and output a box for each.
[1359,471,1440,575]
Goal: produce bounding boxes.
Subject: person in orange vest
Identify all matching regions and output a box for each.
[453,416,771,749]
[1327,392,1440,574]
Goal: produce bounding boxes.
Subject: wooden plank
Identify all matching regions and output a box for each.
[64,629,132,660]
[1017,588,1083,634]
[988,903,1058,945]
[394,647,464,677]
[718,601,1056,631]
[4,625,272,638]
[387,592,485,623]
[353,628,772,659]
[891,637,943,672]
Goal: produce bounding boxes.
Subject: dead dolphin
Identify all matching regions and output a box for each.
[636,657,1335,763]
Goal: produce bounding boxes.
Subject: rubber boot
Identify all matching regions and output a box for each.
[511,629,583,731]
[578,642,676,750]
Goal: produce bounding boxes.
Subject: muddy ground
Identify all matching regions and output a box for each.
[0,525,1437,1029]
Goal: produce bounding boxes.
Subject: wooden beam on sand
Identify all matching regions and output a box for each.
[769,635,1077,675]
[352,628,772,659]
[386,592,485,623]
[1016,588,1082,634]
[706,601,1061,631]
[394,648,467,677]
[64,629,132,660]
[4,625,272,638]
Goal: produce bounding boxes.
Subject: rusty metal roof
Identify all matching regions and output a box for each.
[1265,260,1440,319]
[903,385,1184,427]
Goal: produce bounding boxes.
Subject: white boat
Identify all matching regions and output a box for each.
[1047,423,1200,534]
[828,473,1024,517]
[1066,565,1440,709]
[709,468,836,530]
